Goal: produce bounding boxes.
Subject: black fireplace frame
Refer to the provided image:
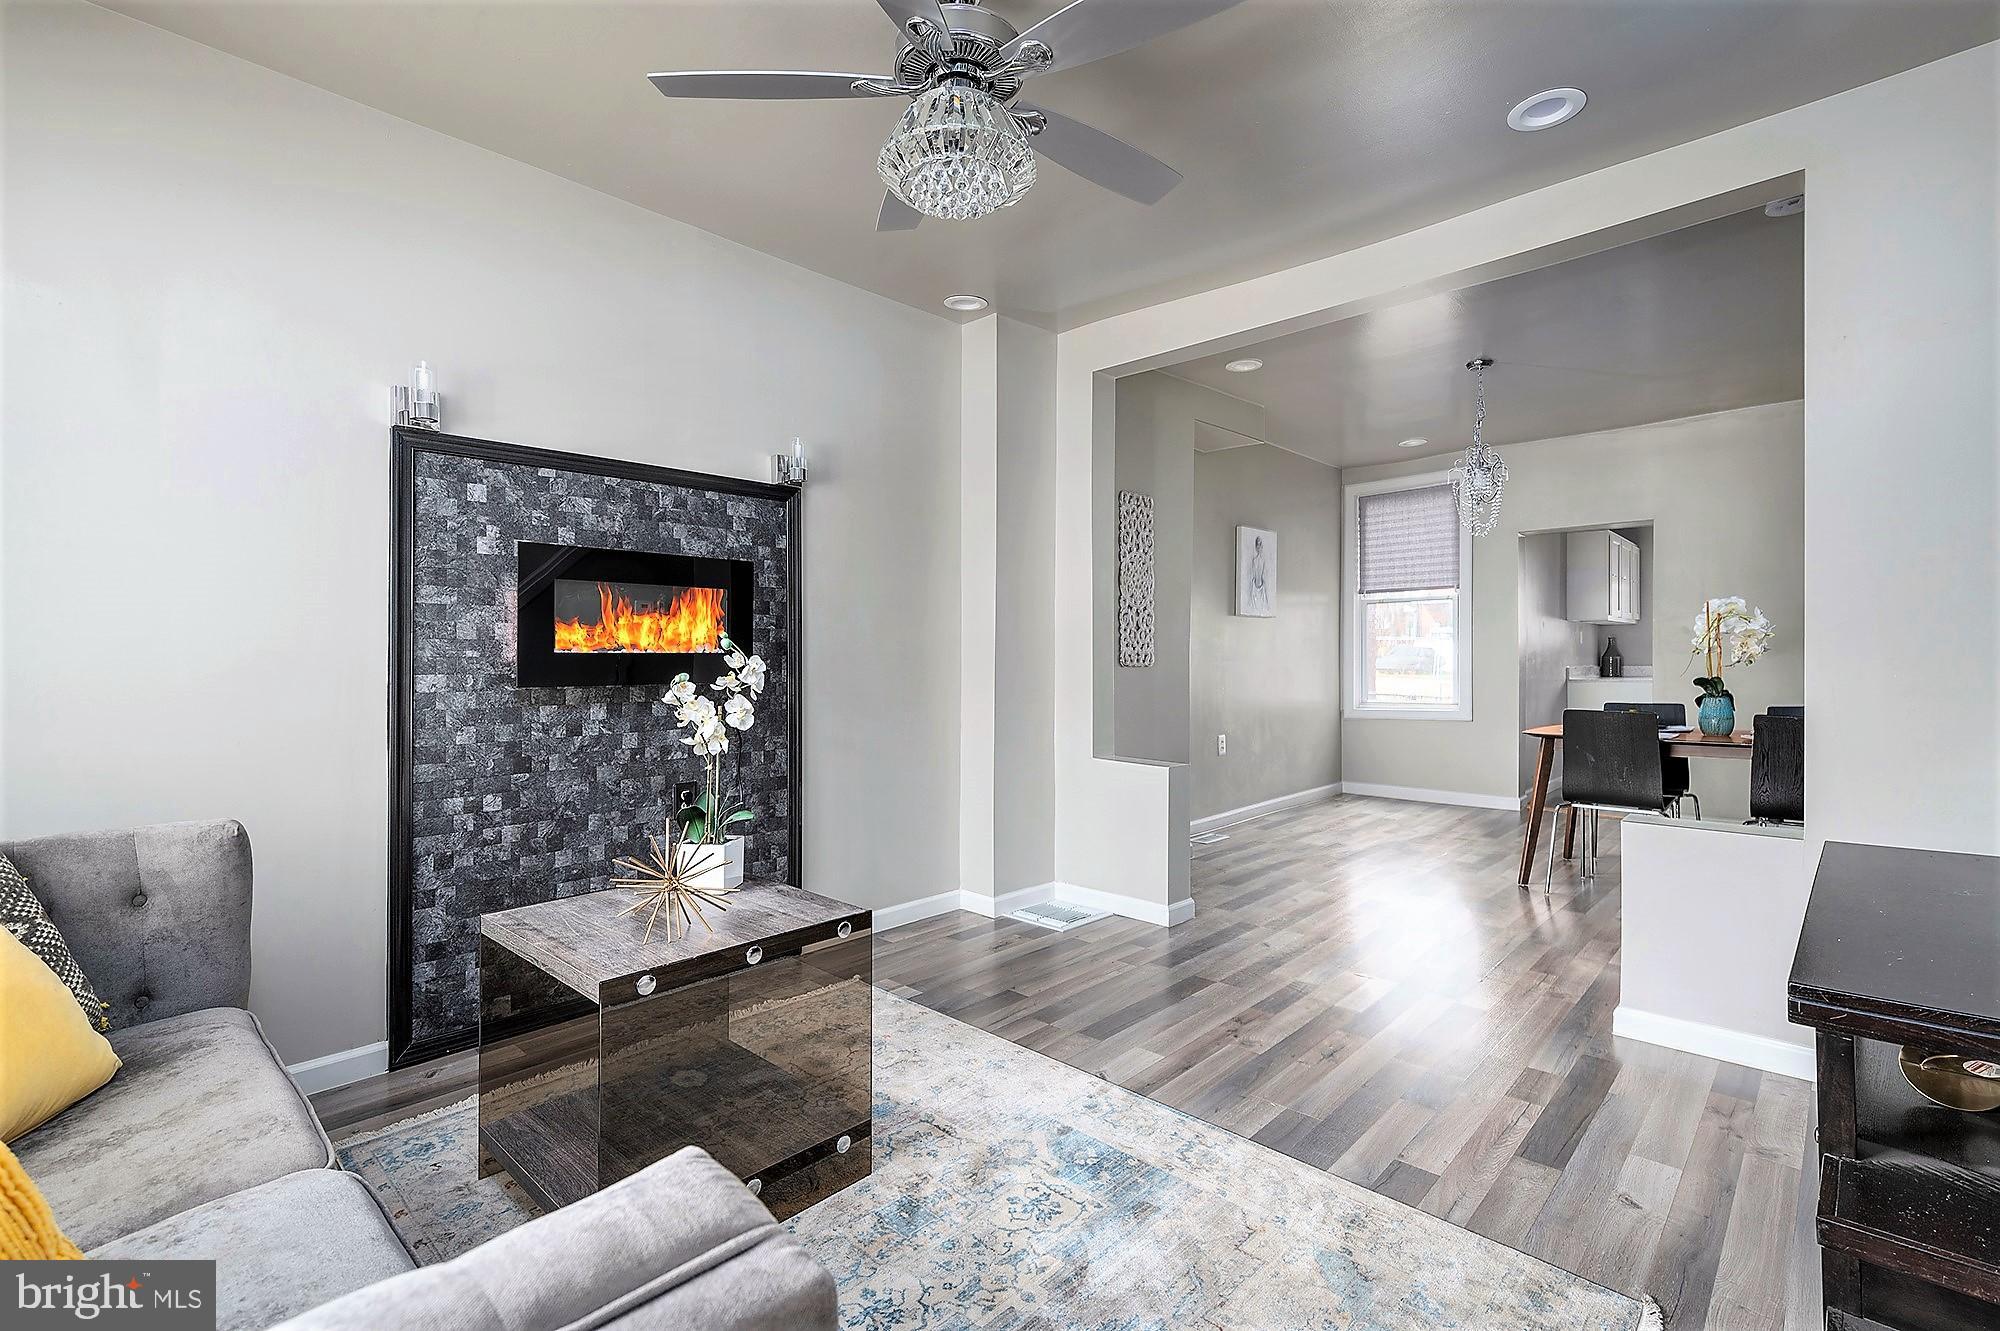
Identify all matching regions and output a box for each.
[515,541,755,688]
[388,426,803,1069]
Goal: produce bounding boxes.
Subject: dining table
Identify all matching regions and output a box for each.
[1517,721,1753,887]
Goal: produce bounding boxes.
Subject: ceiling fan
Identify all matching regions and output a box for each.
[648,0,1246,229]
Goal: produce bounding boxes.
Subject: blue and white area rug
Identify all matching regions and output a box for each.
[336,990,1658,1330]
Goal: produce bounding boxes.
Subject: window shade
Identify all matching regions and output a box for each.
[1357,484,1459,594]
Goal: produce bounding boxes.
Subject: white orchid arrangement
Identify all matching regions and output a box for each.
[1688,596,1774,702]
[665,634,767,846]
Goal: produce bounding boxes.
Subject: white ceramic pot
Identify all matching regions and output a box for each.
[680,835,745,891]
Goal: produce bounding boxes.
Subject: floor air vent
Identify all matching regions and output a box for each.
[1010,902,1110,932]
[1190,831,1229,845]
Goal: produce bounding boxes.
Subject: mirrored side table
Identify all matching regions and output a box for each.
[477,882,872,1220]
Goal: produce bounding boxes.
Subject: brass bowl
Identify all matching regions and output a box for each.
[1898,1046,2000,1113]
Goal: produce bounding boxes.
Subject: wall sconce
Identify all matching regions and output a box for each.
[391,361,443,431]
[771,436,808,487]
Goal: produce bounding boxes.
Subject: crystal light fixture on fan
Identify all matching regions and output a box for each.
[1449,358,1508,537]
[647,0,1252,231]
[878,84,1038,221]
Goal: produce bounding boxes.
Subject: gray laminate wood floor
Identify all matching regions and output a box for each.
[870,796,1820,1331]
[317,794,1818,1329]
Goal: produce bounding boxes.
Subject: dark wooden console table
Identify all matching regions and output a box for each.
[1788,842,2000,1331]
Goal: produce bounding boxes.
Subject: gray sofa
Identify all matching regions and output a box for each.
[6,820,838,1331]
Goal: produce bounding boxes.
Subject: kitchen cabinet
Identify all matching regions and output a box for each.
[1567,529,1641,624]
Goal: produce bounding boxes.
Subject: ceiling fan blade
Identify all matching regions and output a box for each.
[875,0,952,39]
[646,70,889,100]
[1018,103,1182,205]
[877,191,924,232]
[1005,0,1248,75]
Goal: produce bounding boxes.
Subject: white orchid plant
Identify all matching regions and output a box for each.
[1688,596,1774,703]
[664,634,767,848]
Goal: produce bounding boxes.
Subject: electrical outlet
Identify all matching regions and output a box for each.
[674,781,700,811]
[1216,734,1227,756]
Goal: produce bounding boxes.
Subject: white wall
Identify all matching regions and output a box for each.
[1190,443,1342,821]
[1343,403,1805,820]
[958,320,1000,907]
[1616,816,1813,1079]
[959,315,1056,907]
[1,0,961,1065]
[993,318,1058,893]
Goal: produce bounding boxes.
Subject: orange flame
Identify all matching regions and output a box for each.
[555,583,726,654]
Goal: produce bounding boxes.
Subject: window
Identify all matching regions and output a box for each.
[1346,476,1473,720]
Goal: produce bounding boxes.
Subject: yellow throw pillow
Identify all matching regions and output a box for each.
[0,926,121,1143]
[0,1139,80,1259]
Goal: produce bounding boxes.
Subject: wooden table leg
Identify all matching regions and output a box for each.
[1816,1033,1861,1319]
[1562,804,1577,860]
[1518,735,1556,887]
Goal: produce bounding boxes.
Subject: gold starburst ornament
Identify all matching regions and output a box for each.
[611,828,740,943]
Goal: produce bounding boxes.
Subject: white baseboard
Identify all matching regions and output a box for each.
[1191,783,1343,835]
[1047,881,1194,929]
[887,881,1194,931]
[1612,1006,1815,1081]
[286,1040,390,1095]
[1340,781,1520,811]
[870,889,965,931]
[955,882,1054,920]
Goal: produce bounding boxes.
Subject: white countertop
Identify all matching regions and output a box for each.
[1623,813,1804,840]
[1567,666,1654,680]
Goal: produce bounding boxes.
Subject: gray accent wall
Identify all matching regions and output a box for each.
[1516,532,1596,796]
[1110,373,1265,765]
[0,1,959,1066]
[1112,373,1341,824]
[1190,444,1342,822]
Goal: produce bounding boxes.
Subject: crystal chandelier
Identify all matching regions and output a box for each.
[878,83,1037,222]
[1449,357,1508,537]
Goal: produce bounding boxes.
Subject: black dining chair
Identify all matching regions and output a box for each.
[1603,701,1687,725]
[1549,709,1679,891]
[1767,705,1805,719]
[1750,713,1805,824]
[1602,701,1698,819]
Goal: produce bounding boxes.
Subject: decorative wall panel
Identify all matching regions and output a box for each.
[391,430,799,1065]
[1117,491,1156,668]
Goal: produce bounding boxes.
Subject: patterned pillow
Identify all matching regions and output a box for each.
[0,856,110,1031]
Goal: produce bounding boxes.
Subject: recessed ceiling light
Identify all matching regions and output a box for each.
[1224,358,1263,373]
[1397,437,1428,449]
[943,293,989,312]
[1507,88,1587,132]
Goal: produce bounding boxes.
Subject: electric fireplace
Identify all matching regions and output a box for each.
[516,542,754,687]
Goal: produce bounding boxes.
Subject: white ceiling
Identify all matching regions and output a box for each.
[99,0,1996,325]
[1170,205,1804,468]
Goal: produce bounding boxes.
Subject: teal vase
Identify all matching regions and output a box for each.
[1698,695,1735,736]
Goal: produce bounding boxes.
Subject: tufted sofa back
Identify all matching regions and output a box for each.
[1,820,252,1029]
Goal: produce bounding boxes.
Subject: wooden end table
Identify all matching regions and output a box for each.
[1788,842,2000,1329]
[477,882,873,1221]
